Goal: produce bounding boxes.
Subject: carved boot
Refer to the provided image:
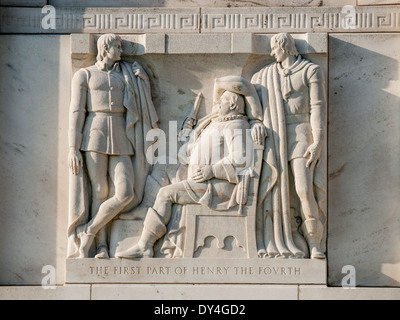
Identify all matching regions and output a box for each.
[116,208,167,259]
[301,218,325,259]
[291,213,309,259]
[116,229,157,259]
[95,246,109,259]
[94,228,109,259]
[76,224,96,258]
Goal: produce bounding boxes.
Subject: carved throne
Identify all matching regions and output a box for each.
[182,142,264,259]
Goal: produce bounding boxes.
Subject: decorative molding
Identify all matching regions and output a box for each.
[201,7,400,32]
[70,33,328,55]
[1,6,400,34]
[0,0,46,6]
[0,8,200,33]
[48,0,356,8]
[358,0,400,5]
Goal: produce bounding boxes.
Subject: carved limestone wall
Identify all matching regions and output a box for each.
[0,3,399,297]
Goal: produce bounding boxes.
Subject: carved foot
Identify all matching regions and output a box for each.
[95,246,109,259]
[310,245,325,259]
[293,251,306,259]
[76,224,95,258]
[257,249,267,258]
[258,249,281,258]
[115,243,154,259]
[267,252,279,258]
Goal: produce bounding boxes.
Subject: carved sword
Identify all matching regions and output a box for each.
[178,92,203,140]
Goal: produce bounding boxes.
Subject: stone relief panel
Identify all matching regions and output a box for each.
[115,75,265,260]
[66,32,328,284]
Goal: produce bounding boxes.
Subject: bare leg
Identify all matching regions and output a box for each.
[76,152,109,258]
[79,154,134,258]
[84,153,109,258]
[290,158,325,259]
[87,155,134,234]
[96,155,135,259]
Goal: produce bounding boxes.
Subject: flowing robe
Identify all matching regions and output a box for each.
[252,56,327,258]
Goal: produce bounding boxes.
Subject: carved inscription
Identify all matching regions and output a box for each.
[84,261,303,280]
[89,264,301,277]
[66,259,325,284]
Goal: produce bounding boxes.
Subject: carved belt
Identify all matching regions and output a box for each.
[87,111,125,117]
[285,113,310,124]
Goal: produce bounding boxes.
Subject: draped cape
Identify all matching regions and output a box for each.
[252,58,327,258]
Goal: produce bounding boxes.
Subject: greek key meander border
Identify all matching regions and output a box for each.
[202,11,400,31]
[1,6,400,33]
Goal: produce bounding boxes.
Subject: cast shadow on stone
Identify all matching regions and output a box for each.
[327,37,400,287]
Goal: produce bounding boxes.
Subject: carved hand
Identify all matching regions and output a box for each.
[183,117,197,130]
[303,142,322,168]
[251,122,267,145]
[132,62,149,81]
[178,118,195,141]
[68,148,83,175]
[191,165,214,183]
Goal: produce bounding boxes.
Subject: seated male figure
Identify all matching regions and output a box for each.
[116,81,254,259]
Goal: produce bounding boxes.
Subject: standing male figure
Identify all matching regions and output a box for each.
[252,33,327,259]
[67,34,159,258]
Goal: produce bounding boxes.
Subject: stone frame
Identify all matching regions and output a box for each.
[66,29,329,285]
